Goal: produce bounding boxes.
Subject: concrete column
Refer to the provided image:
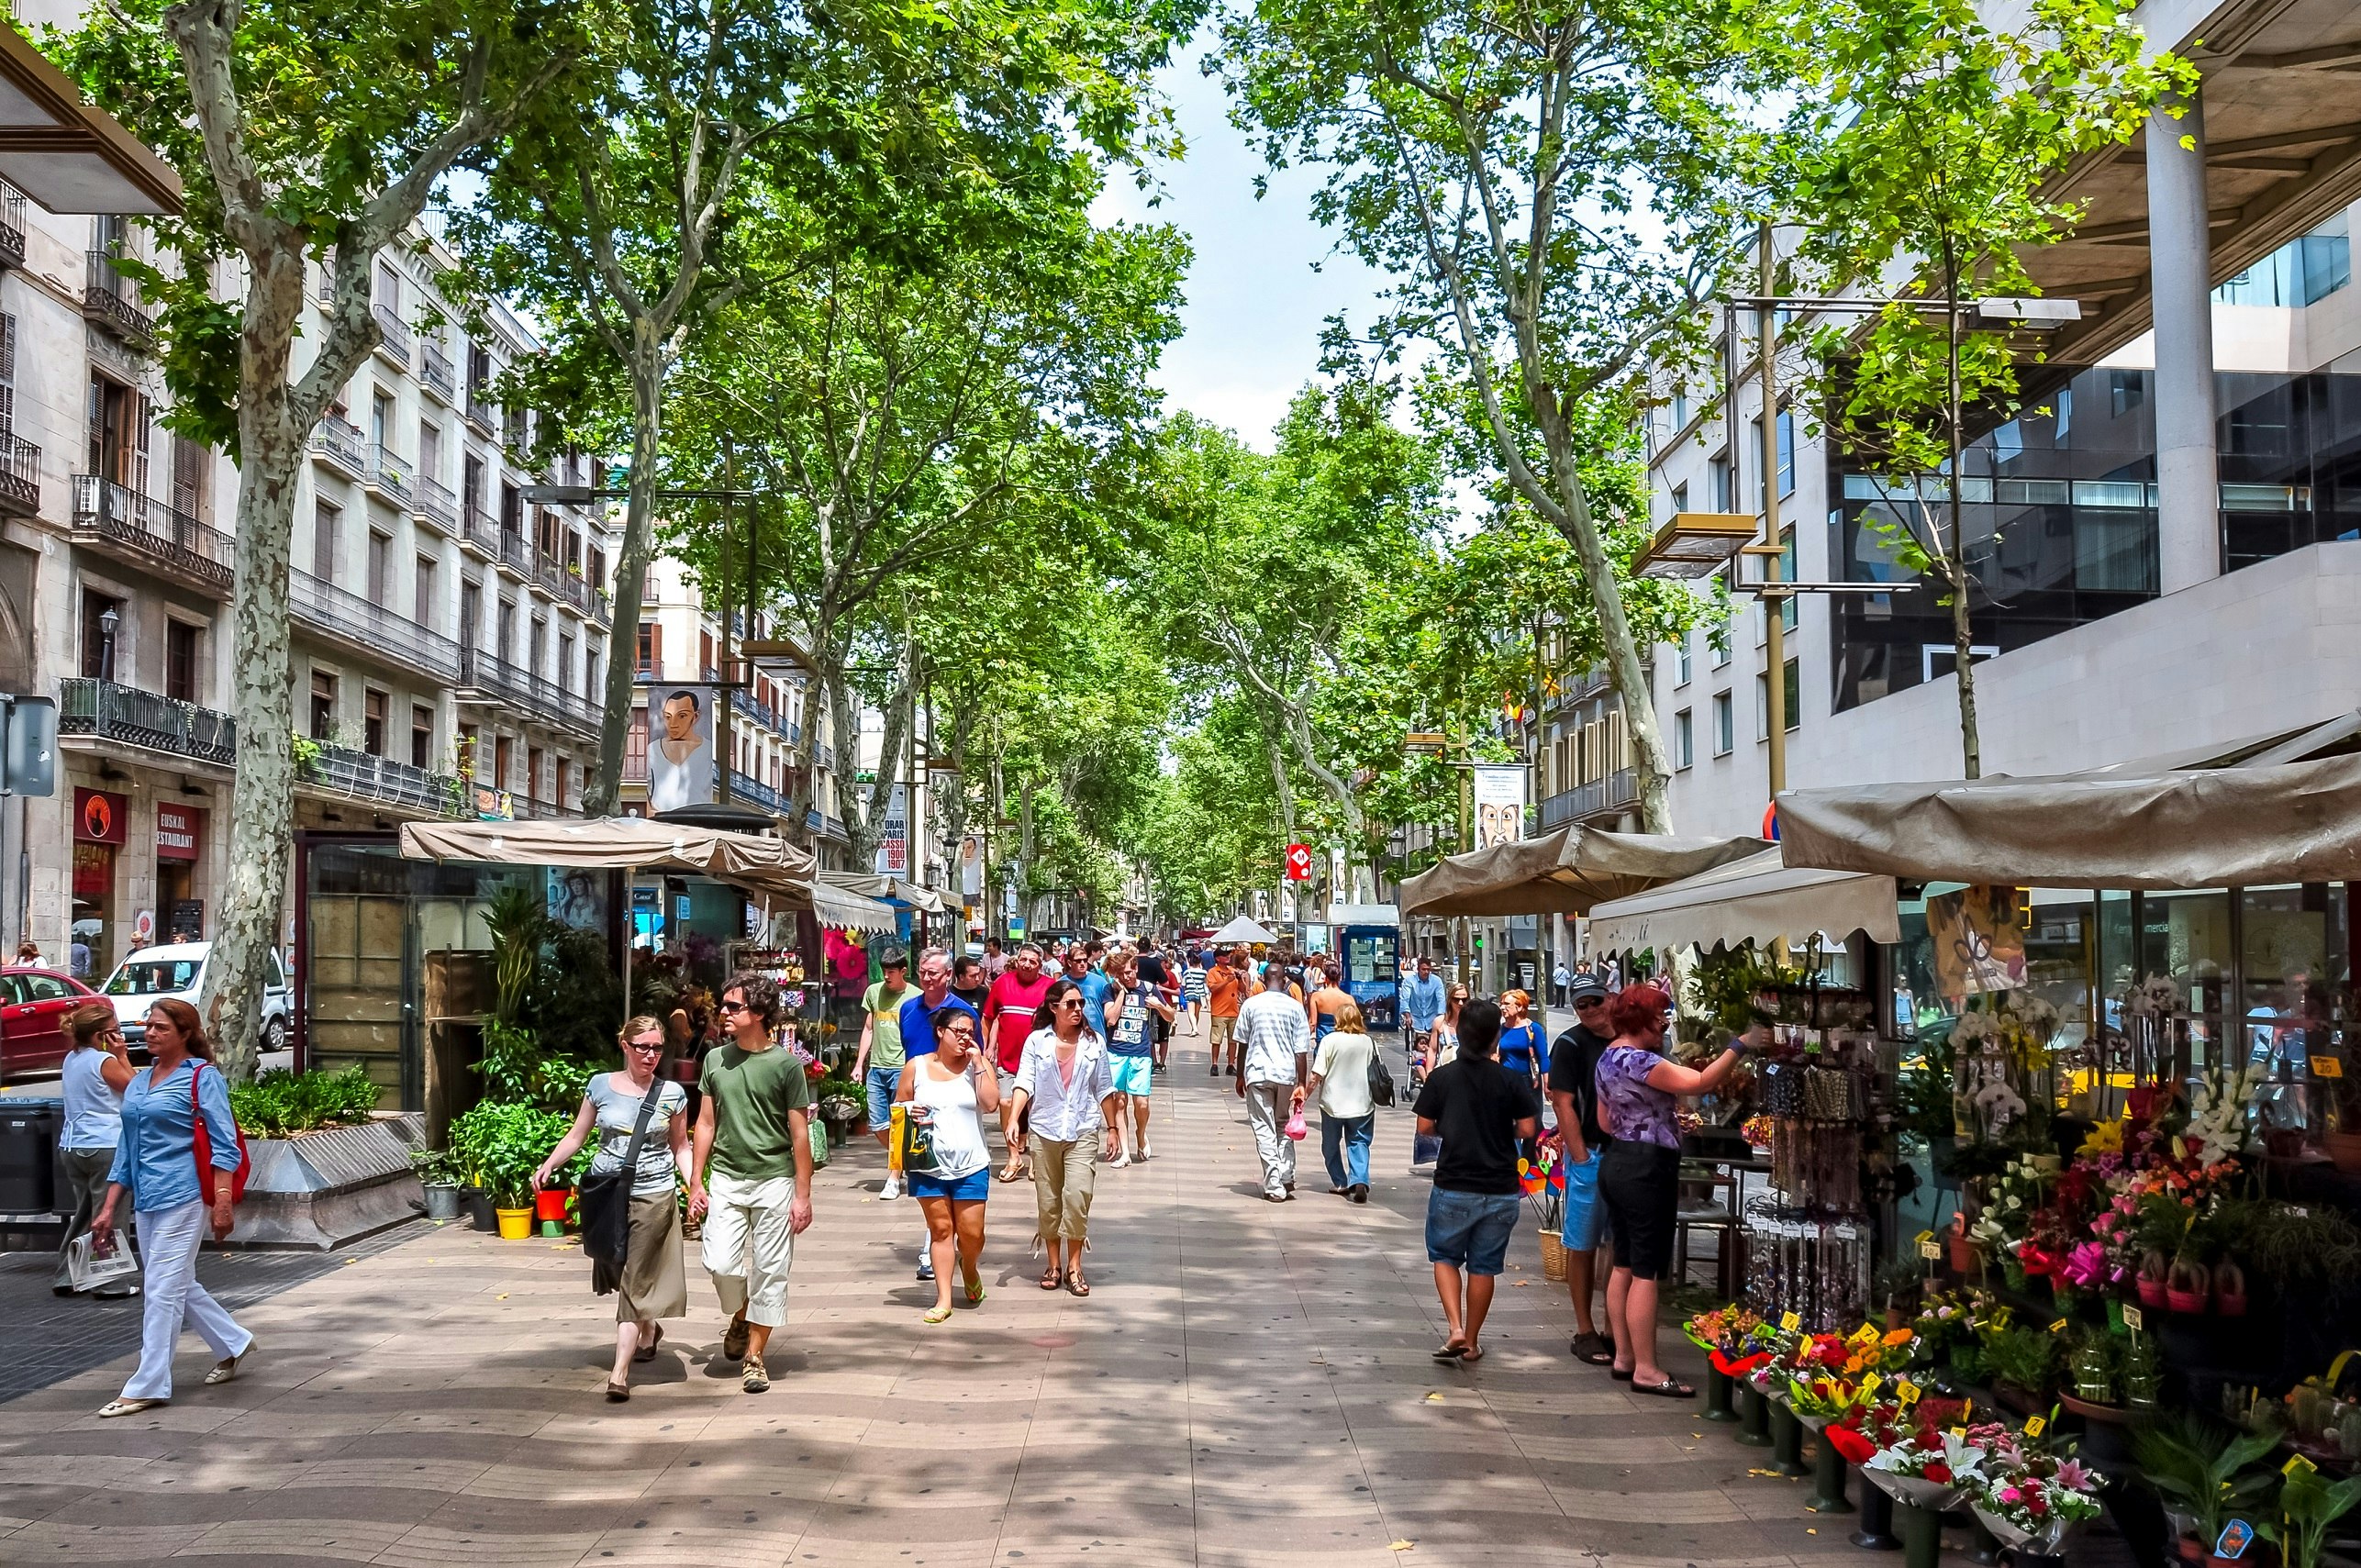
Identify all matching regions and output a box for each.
[2145,93,2221,595]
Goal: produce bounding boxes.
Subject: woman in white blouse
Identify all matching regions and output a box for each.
[1008,978,1119,1296]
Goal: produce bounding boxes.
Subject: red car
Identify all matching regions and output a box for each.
[0,966,101,1080]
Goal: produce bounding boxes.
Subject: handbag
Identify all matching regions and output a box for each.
[899,1105,941,1173]
[1366,1043,1396,1109]
[187,1062,251,1204]
[578,1080,664,1290]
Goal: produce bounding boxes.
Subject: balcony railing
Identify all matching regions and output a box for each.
[310,416,365,476]
[0,429,37,517]
[456,645,601,736]
[291,567,462,682]
[83,251,154,345]
[370,303,411,367]
[0,183,24,270]
[730,688,799,743]
[1537,768,1639,829]
[729,770,787,814]
[367,443,413,506]
[497,528,533,577]
[460,499,496,554]
[302,740,464,817]
[419,341,456,403]
[60,677,237,765]
[416,474,459,532]
[464,385,496,434]
[71,475,234,593]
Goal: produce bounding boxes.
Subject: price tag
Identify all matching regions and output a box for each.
[1962,1399,1974,1420]
[2023,1415,2047,1439]
[1850,1324,1882,1348]
[2049,1318,2069,1334]
[2283,1454,2319,1477]
[1897,1380,1922,1406]
[1781,1311,1802,1332]
[1914,1229,1935,1245]
[1862,1373,1883,1398]
[1919,1240,1943,1261]
[2122,1306,2144,1332]
[2312,1056,2344,1079]
[1949,1427,1967,1440]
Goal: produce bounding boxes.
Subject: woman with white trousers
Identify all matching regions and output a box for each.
[89,997,253,1417]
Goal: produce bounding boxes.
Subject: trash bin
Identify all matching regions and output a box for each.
[0,1099,61,1213]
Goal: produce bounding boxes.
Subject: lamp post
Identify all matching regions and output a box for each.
[97,605,118,684]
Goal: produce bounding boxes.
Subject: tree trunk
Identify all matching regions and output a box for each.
[1943,260,1983,780]
[587,331,663,815]
[833,655,914,870]
[198,249,307,1080]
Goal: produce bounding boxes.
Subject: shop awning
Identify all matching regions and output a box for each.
[1209,914,1278,944]
[1774,751,2361,890]
[397,817,814,900]
[1584,849,1901,954]
[826,873,944,914]
[0,28,181,214]
[1398,827,1771,917]
[807,877,899,935]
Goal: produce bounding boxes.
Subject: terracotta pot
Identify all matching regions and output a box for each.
[1950,1236,1980,1273]
[2174,1538,2206,1564]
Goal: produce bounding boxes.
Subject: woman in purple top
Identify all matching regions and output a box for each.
[1592,983,1748,1398]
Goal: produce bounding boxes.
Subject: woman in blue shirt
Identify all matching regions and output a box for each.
[1496,990,1548,1090]
[90,997,253,1417]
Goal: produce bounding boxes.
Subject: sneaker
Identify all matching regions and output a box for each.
[721,1315,750,1362]
[880,1173,902,1201]
[918,1250,935,1282]
[1103,1151,1130,1169]
[1135,1140,1151,1162]
[1208,1062,1219,1076]
[741,1354,770,1394]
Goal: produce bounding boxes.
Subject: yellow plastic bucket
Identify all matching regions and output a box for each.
[495,1207,533,1240]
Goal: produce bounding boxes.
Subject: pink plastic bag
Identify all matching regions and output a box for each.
[1283,1106,1309,1140]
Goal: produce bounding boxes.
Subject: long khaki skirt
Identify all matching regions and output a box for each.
[617,1192,687,1322]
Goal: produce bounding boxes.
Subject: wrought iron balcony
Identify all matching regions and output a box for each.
[71,476,233,594]
[729,770,787,814]
[418,341,456,403]
[370,302,411,368]
[416,474,459,533]
[0,429,38,517]
[464,385,496,435]
[367,443,414,506]
[60,677,238,766]
[300,740,465,817]
[310,416,365,476]
[455,645,601,737]
[460,499,496,556]
[291,567,462,682]
[83,251,154,346]
[496,528,533,578]
[0,183,24,271]
[1537,768,1639,829]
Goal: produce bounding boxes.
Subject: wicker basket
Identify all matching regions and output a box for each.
[1540,1227,1568,1281]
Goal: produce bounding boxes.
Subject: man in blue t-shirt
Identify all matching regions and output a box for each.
[894,948,979,1284]
[1078,944,1114,1043]
[1101,948,1172,1167]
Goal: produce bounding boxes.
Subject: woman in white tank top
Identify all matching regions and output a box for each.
[895,1005,1001,1323]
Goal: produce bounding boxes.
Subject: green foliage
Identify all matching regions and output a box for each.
[481,882,551,1026]
[1980,1324,2060,1396]
[447,1099,577,1207]
[474,1018,597,1117]
[529,927,625,1063]
[2132,1417,2282,1545]
[228,1066,380,1138]
[2265,1469,2361,1568]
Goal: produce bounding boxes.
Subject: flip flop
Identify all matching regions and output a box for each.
[1570,1332,1615,1366]
[964,1281,986,1306]
[1458,1348,1485,1364]
[1432,1341,1468,1362]
[1610,1366,1634,1381]
[1631,1375,1697,1398]
[922,1305,954,1324]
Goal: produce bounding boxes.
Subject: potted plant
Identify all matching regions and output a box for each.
[2166,1255,2211,1316]
[2261,1466,2361,1568]
[410,1148,464,1223]
[2132,1417,2280,1566]
[1984,1325,2060,1411]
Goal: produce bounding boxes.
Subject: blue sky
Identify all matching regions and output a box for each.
[1093,53,1390,451]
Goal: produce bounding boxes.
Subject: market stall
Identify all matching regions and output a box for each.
[1398,824,1769,915]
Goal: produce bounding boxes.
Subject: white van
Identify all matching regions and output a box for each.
[103,940,292,1053]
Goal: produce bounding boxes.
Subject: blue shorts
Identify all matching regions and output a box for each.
[907,1167,990,1203]
[1560,1147,1609,1252]
[864,1066,900,1130]
[1109,1054,1153,1096]
[1425,1187,1522,1276]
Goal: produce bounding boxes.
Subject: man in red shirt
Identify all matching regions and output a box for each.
[984,942,1053,1181]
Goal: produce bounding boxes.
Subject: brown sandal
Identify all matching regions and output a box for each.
[1040,1263,1064,1290]
[633,1324,663,1362]
[1067,1274,1090,1297]
[605,1381,630,1402]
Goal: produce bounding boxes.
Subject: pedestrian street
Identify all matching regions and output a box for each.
[2,1019,1854,1568]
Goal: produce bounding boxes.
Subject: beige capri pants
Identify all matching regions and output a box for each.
[1028,1133,1097,1242]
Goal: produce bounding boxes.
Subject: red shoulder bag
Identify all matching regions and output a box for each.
[188,1061,252,1204]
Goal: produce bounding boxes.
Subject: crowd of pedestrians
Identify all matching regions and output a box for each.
[54,926,1721,1411]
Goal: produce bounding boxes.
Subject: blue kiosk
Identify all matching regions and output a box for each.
[1325,903,1403,1030]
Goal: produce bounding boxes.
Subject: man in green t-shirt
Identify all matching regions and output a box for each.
[687,971,813,1394]
[853,948,914,1198]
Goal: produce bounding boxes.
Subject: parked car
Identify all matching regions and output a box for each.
[0,967,101,1079]
[102,941,291,1053]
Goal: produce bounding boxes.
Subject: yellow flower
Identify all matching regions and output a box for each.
[1882,1329,1915,1348]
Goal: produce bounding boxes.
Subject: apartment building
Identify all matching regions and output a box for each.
[0,141,616,975]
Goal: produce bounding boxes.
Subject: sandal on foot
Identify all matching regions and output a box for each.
[1041,1264,1064,1290]
[97,1396,169,1418]
[1067,1275,1091,1297]
[1631,1375,1696,1398]
[922,1304,954,1324]
[963,1280,986,1306]
[605,1381,630,1403]
[997,1162,1025,1183]
[1431,1341,1468,1362]
[1570,1332,1615,1366]
[634,1324,663,1363]
[1458,1348,1485,1364]
[1610,1365,1635,1381]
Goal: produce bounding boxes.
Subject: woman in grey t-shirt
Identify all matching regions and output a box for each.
[537,1015,691,1401]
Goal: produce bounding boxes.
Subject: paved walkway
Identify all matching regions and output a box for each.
[0,1021,1847,1568]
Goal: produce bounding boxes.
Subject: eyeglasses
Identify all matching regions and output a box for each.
[1055,997,1085,1008]
[628,1039,665,1052]
[718,999,748,1015]
[1574,997,1606,1008]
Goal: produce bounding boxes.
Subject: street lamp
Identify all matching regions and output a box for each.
[98,605,117,683]
[1630,512,1759,579]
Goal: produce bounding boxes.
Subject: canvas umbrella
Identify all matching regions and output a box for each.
[1398,827,1770,917]
[1209,914,1279,945]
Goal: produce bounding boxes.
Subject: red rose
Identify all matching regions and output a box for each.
[1828,1427,1877,1463]
[1922,1463,1953,1485]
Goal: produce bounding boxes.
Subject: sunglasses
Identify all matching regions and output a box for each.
[718,999,749,1014]
[628,1039,665,1052]
[1055,997,1085,1008]
[1575,996,1606,1007]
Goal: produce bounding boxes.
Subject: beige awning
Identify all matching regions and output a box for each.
[398,816,814,900]
[807,878,899,935]
[1584,849,1901,955]
[1775,751,2361,890]
[826,873,943,914]
[0,29,181,214]
[1399,827,1771,917]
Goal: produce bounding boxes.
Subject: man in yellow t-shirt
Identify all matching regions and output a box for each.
[853,948,915,1197]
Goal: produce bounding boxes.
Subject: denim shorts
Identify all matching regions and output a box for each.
[1424,1186,1523,1276]
[907,1167,991,1203]
[1560,1146,1610,1252]
[864,1066,901,1130]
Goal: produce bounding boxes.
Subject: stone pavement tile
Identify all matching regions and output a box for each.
[574,1496,813,1568]
[1188,1507,1398,1553]
[984,1532,1196,1568]
[792,1501,1007,1559]
[365,1404,558,1440]
[371,1519,617,1568]
[279,1455,496,1495]
[1,1483,95,1531]
[640,1454,847,1505]
[0,1451,157,1489]
[9,1518,262,1563]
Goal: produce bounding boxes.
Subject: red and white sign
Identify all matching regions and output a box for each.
[1283,842,1312,882]
[74,787,128,845]
[156,803,206,862]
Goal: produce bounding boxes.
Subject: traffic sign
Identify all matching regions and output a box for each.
[1283,843,1311,881]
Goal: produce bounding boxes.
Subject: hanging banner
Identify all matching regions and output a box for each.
[646,684,718,812]
[874,784,908,875]
[960,833,985,896]
[1927,885,2029,1000]
[1471,765,1527,850]
[1283,842,1312,881]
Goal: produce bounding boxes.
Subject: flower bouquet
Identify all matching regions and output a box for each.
[1683,1304,1759,1355]
[1969,1451,2104,1553]
[1864,1416,1994,1508]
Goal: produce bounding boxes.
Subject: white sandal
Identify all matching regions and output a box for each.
[97,1397,169,1418]
[204,1344,251,1385]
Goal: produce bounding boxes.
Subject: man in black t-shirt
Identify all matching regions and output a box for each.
[1410,998,1539,1363]
[1548,974,1616,1363]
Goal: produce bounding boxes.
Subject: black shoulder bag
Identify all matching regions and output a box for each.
[1366,1038,1397,1108]
[577,1081,664,1295]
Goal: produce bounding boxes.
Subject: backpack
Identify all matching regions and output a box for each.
[188,1061,251,1204]
[1367,1040,1397,1109]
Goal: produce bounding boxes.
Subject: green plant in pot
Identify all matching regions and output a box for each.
[2259,1468,2361,1568]
[1983,1324,2060,1405]
[2132,1416,2280,1562]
